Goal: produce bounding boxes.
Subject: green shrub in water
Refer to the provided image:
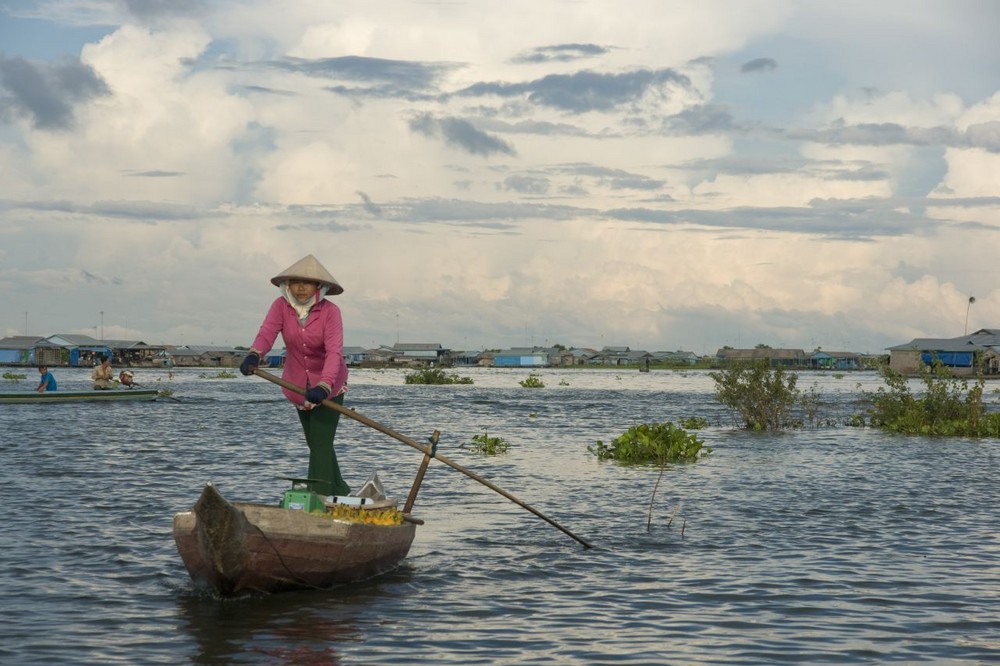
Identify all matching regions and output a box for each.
[404,368,474,384]
[710,360,799,430]
[519,374,544,388]
[861,363,1000,436]
[467,428,510,455]
[590,422,710,464]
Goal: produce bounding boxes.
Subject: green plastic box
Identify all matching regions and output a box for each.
[280,489,326,512]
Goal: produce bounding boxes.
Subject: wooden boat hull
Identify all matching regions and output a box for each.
[0,389,159,404]
[173,483,416,596]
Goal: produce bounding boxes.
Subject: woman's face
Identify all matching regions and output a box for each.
[289,280,319,303]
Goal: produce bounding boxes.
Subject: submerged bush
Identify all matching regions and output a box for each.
[679,416,708,430]
[710,361,800,430]
[404,368,474,385]
[590,422,710,464]
[711,361,833,430]
[519,374,545,388]
[861,364,1000,436]
[199,370,236,379]
[466,428,510,455]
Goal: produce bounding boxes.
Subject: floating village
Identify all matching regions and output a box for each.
[2,329,1000,376]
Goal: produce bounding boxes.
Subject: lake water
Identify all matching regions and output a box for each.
[1,366,999,664]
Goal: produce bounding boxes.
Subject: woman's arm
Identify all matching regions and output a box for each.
[319,304,347,395]
[249,298,287,357]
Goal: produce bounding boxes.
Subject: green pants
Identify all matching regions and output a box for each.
[296,394,350,497]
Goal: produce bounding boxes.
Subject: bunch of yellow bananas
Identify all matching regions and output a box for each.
[313,504,405,525]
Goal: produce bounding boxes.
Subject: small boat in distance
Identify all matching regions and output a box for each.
[0,389,160,404]
[173,482,417,596]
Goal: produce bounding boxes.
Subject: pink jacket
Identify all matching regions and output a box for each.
[250,297,349,406]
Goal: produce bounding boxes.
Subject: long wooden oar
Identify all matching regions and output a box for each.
[254,368,594,549]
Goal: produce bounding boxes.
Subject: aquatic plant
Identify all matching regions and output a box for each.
[466,428,510,455]
[860,363,1000,436]
[404,368,474,384]
[591,422,709,533]
[590,422,710,465]
[710,360,799,430]
[199,370,236,379]
[678,416,708,430]
[519,374,544,388]
[3,372,26,382]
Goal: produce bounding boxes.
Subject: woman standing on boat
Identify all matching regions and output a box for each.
[239,255,351,498]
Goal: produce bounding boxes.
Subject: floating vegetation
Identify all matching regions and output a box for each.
[678,416,708,430]
[199,370,237,379]
[3,372,26,382]
[158,388,175,398]
[313,505,405,525]
[859,363,1000,436]
[519,374,544,388]
[466,428,510,455]
[710,360,800,431]
[590,422,710,465]
[404,368,474,384]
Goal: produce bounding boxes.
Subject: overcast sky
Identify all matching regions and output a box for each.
[1,0,998,354]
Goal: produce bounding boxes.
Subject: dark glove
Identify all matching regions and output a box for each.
[305,386,329,404]
[239,352,260,376]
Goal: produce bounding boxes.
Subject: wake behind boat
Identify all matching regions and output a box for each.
[0,389,159,404]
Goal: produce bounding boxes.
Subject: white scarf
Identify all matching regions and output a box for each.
[280,282,329,323]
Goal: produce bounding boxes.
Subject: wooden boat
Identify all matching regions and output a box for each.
[0,389,159,404]
[173,370,591,597]
[173,483,417,596]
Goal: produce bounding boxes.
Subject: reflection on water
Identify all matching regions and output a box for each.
[1,367,999,664]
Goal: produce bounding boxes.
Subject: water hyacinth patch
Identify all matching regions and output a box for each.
[519,374,544,388]
[590,422,710,465]
[405,368,474,384]
[466,428,510,455]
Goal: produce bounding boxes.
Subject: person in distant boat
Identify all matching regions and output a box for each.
[239,254,351,497]
[92,354,114,390]
[119,370,136,388]
[36,365,57,393]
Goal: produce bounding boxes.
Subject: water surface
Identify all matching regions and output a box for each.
[1,367,998,664]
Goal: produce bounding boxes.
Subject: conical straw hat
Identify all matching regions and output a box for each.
[270,254,344,295]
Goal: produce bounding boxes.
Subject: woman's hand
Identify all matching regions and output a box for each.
[239,352,260,376]
[305,386,329,404]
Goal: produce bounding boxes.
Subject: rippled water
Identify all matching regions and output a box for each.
[1,367,999,664]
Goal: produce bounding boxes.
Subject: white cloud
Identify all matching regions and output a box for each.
[0,1,997,354]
